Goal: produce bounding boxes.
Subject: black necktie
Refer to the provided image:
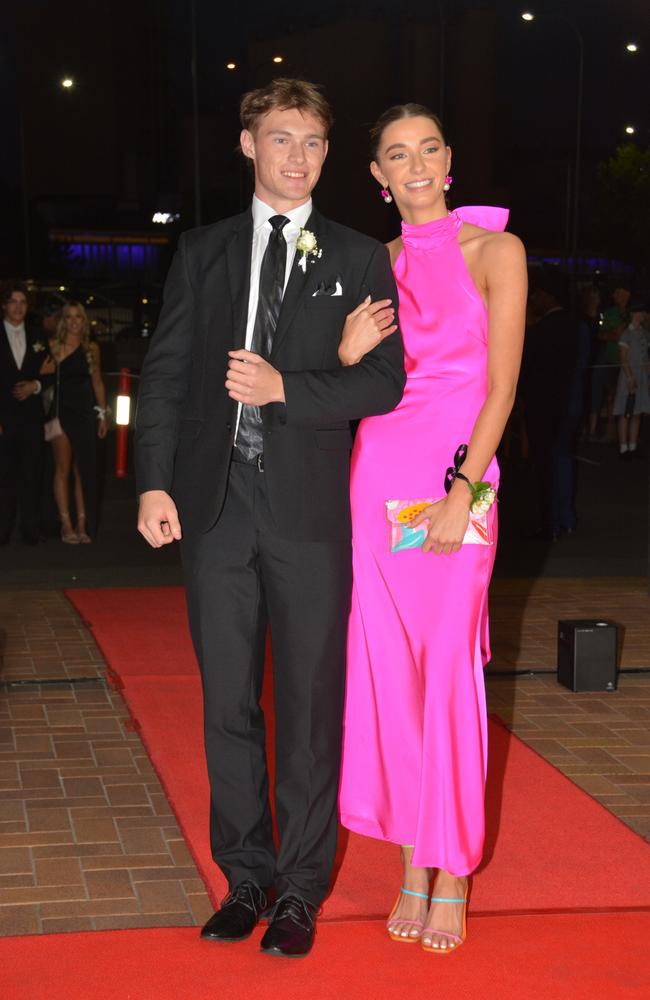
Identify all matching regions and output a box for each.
[234,214,289,462]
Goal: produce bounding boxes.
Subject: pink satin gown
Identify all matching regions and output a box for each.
[339,207,508,875]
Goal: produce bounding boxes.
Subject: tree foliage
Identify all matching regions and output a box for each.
[596,144,650,273]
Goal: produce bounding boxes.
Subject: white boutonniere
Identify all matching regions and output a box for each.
[32,340,45,353]
[295,228,322,272]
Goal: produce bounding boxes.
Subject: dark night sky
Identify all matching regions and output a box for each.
[3,0,649,278]
[179,0,649,149]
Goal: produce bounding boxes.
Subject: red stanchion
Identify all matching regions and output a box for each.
[115,367,131,478]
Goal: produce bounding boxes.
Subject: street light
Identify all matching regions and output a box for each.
[436,1,446,121]
[152,211,180,224]
[626,43,638,53]
[190,0,201,226]
[226,56,285,72]
[625,125,636,135]
[60,77,75,89]
[521,11,584,288]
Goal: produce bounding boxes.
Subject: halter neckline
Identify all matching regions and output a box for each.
[400,206,510,253]
[401,212,462,251]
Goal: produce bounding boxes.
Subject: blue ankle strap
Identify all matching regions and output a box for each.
[430,896,465,904]
[401,887,429,900]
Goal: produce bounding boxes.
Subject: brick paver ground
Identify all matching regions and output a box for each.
[486,674,650,841]
[0,591,213,936]
[488,577,650,672]
[1,584,648,936]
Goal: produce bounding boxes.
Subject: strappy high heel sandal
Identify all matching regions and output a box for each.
[421,891,468,955]
[60,513,79,544]
[386,887,429,943]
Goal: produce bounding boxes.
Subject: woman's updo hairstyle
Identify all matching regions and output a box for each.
[370,103,446,161]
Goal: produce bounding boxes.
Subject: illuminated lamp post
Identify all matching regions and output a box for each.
[521,11,584,287]
[114,369,132,478]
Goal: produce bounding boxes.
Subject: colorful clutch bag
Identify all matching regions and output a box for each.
[385,498,493,553]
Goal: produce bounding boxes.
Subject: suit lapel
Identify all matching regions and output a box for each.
[271,208,327,358]
[22,329,38,372]
[1,325,21,373]
[225,211,254,350]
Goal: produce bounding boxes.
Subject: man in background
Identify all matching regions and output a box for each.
[520,267,580,539]
[588,280,631,442]
[0,282,53,544]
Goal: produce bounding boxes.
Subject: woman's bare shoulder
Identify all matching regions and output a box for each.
[482,230,526,266]
[461,226,525,270]
[460,223,523,252]
[385,235,403,268]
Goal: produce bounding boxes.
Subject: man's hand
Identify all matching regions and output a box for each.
[226,350,285,405]
[138,490,182,548]
[12,380,38,401]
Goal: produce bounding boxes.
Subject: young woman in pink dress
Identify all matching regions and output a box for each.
[338,105,527,953]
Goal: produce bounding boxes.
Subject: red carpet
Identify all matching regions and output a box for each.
[68,585,650,919]
[2,914,649,1000]
[71,586,194,676]
[52,586,650,999]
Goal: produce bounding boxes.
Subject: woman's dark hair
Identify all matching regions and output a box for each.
[370,103,446,160]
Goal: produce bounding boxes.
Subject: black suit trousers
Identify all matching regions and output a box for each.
[181,462,352,906]
[0,423,44,541]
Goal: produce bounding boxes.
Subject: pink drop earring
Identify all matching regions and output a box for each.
[443,175,453,192]
[380,188,393,204]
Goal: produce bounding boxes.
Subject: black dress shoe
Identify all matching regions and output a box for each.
[260,894,318,957]
[200,881,274,942]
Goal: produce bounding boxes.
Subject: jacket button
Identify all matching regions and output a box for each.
[226,422,232,431]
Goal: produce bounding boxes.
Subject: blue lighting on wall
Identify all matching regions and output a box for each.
[63,242,162,274]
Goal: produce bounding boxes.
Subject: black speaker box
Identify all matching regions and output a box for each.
[557,619,618,692]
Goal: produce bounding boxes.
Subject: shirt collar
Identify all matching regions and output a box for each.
[252,195,312,237]
[4,320,26,337]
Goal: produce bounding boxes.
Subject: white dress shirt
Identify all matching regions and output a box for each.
[4,320,27,369]
[3,320,42,393]
[234,195,313,436]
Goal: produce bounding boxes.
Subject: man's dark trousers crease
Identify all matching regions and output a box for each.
[182,461,351,905]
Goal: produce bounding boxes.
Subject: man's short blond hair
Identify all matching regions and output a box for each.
[240,78,333,136]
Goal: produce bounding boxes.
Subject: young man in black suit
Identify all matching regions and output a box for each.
[0,282,53,544]
[135,79,405,956]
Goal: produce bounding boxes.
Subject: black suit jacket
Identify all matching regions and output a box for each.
[0,323,50,433]
[520,308,579,419]
[135,206,406,541]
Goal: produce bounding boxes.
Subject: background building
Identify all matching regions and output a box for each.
[3,0,649,283]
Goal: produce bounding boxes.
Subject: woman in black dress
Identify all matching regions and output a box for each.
[49,302,107,542]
